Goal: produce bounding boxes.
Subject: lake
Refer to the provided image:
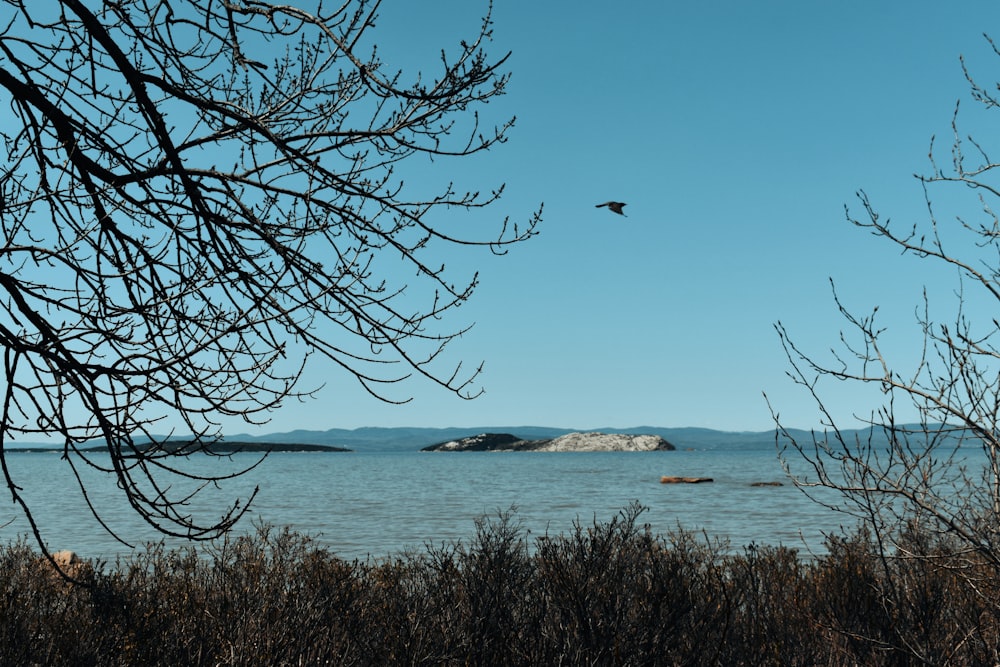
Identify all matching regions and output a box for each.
[0,447,859,562]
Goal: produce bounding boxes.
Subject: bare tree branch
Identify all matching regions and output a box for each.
[0,0,539,545]
[769,33,1000,590]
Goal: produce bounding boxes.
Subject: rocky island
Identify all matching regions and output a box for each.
[421,432,675,452]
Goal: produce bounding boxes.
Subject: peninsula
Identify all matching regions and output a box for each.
[8,441,351,454]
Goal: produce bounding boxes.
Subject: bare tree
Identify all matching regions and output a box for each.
[0,0,539,547]
[770,37,1000,570]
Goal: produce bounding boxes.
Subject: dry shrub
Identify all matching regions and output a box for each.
[5,506,1000,665]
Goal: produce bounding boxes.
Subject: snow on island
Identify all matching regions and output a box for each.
[421,432,675,452]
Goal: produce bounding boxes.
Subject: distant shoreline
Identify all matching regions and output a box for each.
[0,423,932,454]
[5,442,350,454]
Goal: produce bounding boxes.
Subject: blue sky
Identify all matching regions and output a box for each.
[223,1,1000,434]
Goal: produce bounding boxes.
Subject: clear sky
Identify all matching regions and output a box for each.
[215,2,1000,434]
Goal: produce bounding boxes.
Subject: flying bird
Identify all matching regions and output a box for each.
[596,201,627,216]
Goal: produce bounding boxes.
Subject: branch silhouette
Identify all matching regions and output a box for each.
[0,0,539,546]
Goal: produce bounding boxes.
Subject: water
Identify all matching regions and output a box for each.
[0,448,858,562]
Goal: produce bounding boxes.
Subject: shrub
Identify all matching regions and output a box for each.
[5,506,1000,665]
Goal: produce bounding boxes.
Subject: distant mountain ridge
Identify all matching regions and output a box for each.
[223,425,811,452]
[8,425,930,453]
[209,423,962,452]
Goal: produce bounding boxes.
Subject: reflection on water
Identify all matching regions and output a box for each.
[0,449,856,561]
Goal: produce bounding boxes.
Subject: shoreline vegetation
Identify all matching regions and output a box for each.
[6,504,999,665]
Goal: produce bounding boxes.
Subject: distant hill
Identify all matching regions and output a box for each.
[224,426,577,452]
[6,424,933,453]
[222,424,949,452]
[223,425,814,452]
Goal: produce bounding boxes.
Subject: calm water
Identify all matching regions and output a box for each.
[0,448,857,561]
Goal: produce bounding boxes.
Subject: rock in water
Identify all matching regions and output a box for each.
[423,433,526,451]
[542,433,674,452]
